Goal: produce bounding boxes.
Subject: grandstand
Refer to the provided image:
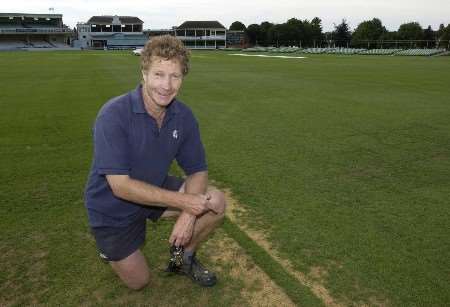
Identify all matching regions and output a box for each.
[0,13,73,50]
[175,21,226,49]
[74,15,147,49]
[146,29,175,39]
[241,46,447,56]
[74,18,230,50]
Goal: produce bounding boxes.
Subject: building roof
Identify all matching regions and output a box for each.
[0,13,62,19]
[177,21,225,29]
[87,15,143,24]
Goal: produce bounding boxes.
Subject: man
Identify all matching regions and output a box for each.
[84,35,226,289]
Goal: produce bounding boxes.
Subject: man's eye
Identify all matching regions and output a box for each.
[155,72,163,77]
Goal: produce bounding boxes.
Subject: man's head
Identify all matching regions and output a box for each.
[141,35,190,76]
[140,36,190,109]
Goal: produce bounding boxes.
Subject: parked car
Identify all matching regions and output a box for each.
[132,48,143,55]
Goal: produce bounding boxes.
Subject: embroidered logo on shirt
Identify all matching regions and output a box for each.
[172,130,178,139]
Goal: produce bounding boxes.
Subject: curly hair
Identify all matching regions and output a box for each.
[141,35,190,75]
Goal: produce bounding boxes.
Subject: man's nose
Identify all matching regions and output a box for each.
[161,76,172,90]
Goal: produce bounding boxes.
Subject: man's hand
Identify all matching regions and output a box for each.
[205,190,226,215]
[182,194,210,216]
[169,212,196,247]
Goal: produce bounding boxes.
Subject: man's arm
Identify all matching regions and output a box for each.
[105,174,209,216]
[184,170,208,195]
[169,171,208,246]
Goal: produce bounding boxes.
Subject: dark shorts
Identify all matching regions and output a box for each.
[91,176,184,262]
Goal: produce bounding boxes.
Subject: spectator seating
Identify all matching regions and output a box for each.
[329,48,367,55]
[242,46,269,52]
[358,49,402,55]
[29,40,53,48]
[395,49,446,56]
[271,46,301,53]
[0,40,28,49]
[241,47,448,57]
[301,48,331,54]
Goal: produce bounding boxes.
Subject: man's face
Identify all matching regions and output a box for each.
[142,56,183,109]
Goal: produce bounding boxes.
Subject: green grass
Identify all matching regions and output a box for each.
[1,50,449,306]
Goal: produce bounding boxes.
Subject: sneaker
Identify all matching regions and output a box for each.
[180,253,217,287]
[165,245,184,273]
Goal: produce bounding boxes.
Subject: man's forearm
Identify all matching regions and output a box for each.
[170,171,214,247]
[107,175,192,211]
[177,171,209,222]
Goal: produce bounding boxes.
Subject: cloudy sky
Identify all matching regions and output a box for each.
[2,0,449,31]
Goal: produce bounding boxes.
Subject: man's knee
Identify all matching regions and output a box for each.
[113,265,150,290]
[208,189,227,215]
[110,250,150,290]
[214,210,225,225]
[126,273,150,290]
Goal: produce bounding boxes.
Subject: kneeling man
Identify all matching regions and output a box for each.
[84,35,226,289]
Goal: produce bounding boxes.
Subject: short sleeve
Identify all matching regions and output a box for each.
[93,114,131,175]
[176,119,207,175]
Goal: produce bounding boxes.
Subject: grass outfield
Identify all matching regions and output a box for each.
[0,50,449,306]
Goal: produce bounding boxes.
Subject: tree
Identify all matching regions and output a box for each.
[423,26,434,40]
[272,23,290,47]
[437,24,446,38]
[380,30,397,41]
[333,19,352,47]
[260,21,274,46]
[351,18,387,47]
[245,24,261,45]
[300,19,314,47]
[440,24,450,41]
[267,24,278,46]
[266,18,317,47]
[285,18,302,46]
[311,17,323,47]
[423,25,435,47]
[436,24,448,48]
[397,22,424,40]
[229,21,246,31]
[323,31,333,47]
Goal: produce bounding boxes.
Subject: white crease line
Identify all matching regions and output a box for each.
[229,53,307,59]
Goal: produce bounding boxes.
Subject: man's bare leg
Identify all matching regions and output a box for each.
[105,188,225,290]
[185,192,226,252]
[161,188,226,251]
[109,249,150,290]
[162,188,226,286]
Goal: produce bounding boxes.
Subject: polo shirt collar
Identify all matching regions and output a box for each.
[131,84,180,116]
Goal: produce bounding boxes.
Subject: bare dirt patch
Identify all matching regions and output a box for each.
[84,215,294,306]
[206,231,296,307]
[220,187,344,307]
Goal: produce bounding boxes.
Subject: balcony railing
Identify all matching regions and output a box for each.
[89,31,144,36]
[0,27,73,34]
[176,35,226,41]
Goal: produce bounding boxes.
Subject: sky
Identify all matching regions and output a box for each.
[1,0,449,32]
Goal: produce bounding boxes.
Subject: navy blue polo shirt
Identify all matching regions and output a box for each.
[84,85,207,227]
